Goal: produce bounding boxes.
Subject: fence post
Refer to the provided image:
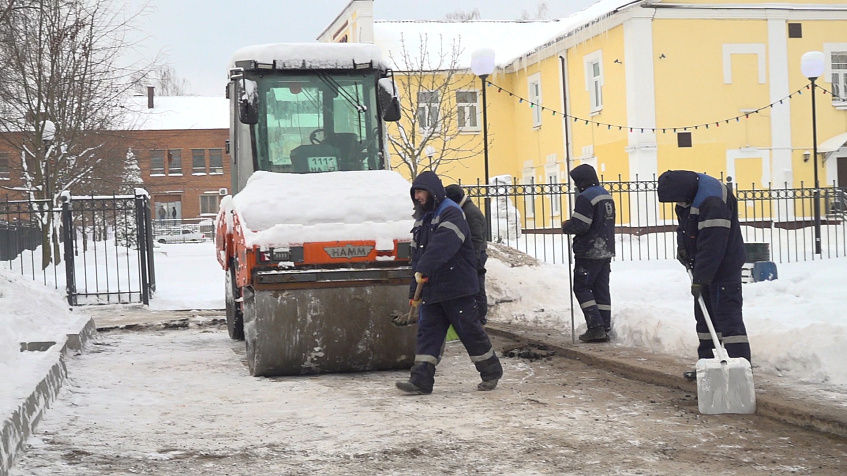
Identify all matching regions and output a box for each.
[135,191,152,305]
[61,194,76,306]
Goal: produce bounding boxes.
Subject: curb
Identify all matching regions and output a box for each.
[487,323,847,440]
[0,316,96,476]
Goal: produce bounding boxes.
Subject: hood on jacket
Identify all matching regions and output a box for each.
[657,170,700,203]
[411,171,446,215]
[570,164,599,192]
[444,184,465,205]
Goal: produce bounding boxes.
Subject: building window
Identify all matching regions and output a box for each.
[528,74,542,127]
[547,170,560,217]
[788,23,802,39]
[167,149,182,175]
[192,149,206,174]
[584,51,604,113]
[151,150,165,175]
[417,91,440,132]
[677,131,692,148]
[832,51,847,101]
[200,194,219,215]
[209,148,223,174]
[0,152,9,180]
[522,173,535,219]
[456,91,479,131]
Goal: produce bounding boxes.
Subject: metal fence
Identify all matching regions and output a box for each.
[0,192,156,305]
[460,176,847,265]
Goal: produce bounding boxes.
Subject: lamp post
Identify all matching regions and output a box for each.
[801,51,824,255]
[425,145,435,169]
[471,48,495,241]
[42,120,56,202]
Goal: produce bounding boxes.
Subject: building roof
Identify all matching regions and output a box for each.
[373,0,640,71]
[118,95,228,131]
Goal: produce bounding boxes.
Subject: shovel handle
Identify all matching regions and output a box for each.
[411,279,424,304]
[688,270,729,363]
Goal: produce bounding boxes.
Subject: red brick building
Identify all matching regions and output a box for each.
[0,88,231,221]
[124,89,230,221]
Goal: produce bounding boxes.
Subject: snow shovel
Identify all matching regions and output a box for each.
[390,280,423,327]
[689,271,756,414]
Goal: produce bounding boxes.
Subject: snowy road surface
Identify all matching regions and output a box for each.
[11,322,847,475]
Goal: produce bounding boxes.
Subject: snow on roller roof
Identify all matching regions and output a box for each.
[230,42,388,71]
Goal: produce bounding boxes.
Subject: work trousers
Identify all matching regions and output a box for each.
[409,294,502,392]
[695,277,751,362]
[572,258,612,331]
[476,250,488,324]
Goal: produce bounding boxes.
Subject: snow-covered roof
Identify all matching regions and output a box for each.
[118,95,228,131]
[230,42,388,71]
[373,0,641,71]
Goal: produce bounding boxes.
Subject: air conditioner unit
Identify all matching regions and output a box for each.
[218,188,228,196]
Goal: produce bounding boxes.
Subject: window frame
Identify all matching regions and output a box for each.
[528,73,542,128]
[167,149,183,176]
[824,43,847,104]
[200,194,219,215]
[192,149,207,175]
[0,152,9,180]
[522,172,536,219]
[150,149,165,176]
[455,89,480,132]
[208,148,224,174]
[584,50,604,114]
[546,165,561,217]
[417,90,440,133]
[831,51,847,102]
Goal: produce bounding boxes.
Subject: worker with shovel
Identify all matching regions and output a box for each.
[657,170,752,379]
[395,171,503,395]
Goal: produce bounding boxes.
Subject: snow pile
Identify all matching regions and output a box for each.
[224,170,415,249]
[485,252,847,388]
[0,269,75,409]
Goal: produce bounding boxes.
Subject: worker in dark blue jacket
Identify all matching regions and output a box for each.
[561,164,616,343]
[396,171,503,395]
[657,170,751,377]
[445,184,489,325]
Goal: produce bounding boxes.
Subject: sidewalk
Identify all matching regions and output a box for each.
[4,311,846,475]
[1,315,95,476]
[486,322,847,439]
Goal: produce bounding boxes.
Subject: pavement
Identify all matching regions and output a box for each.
[3,308,846,475]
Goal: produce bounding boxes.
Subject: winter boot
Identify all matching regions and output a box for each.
[395,380,432,395]
[477,378,499,391]
[579,326,608,343]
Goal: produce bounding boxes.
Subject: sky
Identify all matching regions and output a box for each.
[3,169,847,421]
[124,0,600,97]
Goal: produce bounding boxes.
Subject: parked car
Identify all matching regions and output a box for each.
[154,226,206,244]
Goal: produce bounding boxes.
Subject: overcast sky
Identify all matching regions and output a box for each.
[126,0,599,97]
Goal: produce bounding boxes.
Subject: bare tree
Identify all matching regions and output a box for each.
[519,2,550,20]
[445,8,480,21]
[385,33,483,180]
[132,64,192,96]
[0,0,153,267]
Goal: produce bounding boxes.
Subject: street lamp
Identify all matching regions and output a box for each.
[801,51,824,255]
[425,145,435,169]
[471,48,495,241]
[42,120,56,202]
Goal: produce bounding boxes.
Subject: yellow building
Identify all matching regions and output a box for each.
[321,0,847,227]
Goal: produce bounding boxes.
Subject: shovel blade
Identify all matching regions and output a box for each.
[695,357,756,414]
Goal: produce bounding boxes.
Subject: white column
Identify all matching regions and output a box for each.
[768,18,794,188]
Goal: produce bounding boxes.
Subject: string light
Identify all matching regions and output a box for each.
[481,81,808,132]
